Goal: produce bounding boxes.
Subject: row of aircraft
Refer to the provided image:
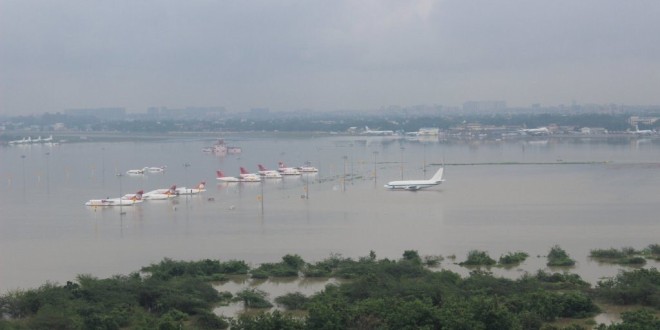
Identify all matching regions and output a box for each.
[87,161,444,206]
[85,182,206,206]
[217,162,319,182]
[8,135,55,145]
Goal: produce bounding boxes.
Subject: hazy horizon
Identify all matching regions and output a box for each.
[2,1,659,116]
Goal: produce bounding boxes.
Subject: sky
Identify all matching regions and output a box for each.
[1,0,660,115]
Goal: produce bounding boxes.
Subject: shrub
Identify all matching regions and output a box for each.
[547,245,576,267]
[274,292,309,310]
[499,251,529,265]
[460,250,496,266]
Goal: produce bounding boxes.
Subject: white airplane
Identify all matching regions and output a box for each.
[145,166,166,173]
[239,167,262,181]
[126,168,146,175]
[384,168,445,191]
[278,162,302,175]
[296,161,319,173]
[362,126,395,136]
[43,135,53,142]
[85,190,144,206]
[520,127,550,136]
[631,125,655,135]
[257,164,283,178]
[216,170,241,182]
[176,182,206,195]
[142,185,178,200]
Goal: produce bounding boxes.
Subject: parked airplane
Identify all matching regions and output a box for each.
[257,165,283,178]
[520,127,550,136]
[239,167,262,181]
[384,168,445,191]
[278,162,302,175]
[176,182,206,194]
[216,170,241,182]
[85,190,144,206]
[142,185,178,200]
[631,125,655,135]
[296,161,319,173]
[362,126,395,136]
[126,168,146,175]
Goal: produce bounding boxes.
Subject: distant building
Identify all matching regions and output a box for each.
[628,116,659,126]
[65,107,126,120]
[417,127,440,136]
[147,106,226,120]
[250,108,270,116]
[463,101,507,112]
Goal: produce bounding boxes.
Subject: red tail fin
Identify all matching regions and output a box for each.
[217,170,224,177]
[258,164,267,171]
[240,167,249,174]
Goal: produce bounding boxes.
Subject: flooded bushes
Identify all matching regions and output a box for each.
[595,268,660,308]
[459,250,497,266]
[1,246,658,329]
[547,245,576,266]
[499,251,530,266]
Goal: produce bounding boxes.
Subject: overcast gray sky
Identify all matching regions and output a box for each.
[1,0,659,115]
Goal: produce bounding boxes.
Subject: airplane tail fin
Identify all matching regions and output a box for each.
[198,182,206,189]
[135,190,144,200]
[278,162,285,168]
[240,167,249,174]
[430,168,445,182]
[216,170,224,178]
[258,164,267,171]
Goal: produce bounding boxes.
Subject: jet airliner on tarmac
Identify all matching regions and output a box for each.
[384,168,445,191]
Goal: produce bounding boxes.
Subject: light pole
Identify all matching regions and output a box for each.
[117,173,124,216]
[342,156,347,192]
[349,143,354,185]
[400,147,405,179]
[45,152,50,194]
[373,151,378,187]
[21,155,26,200]
[260,179,264,214]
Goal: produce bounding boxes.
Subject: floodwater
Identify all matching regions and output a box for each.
[1,134,660,295]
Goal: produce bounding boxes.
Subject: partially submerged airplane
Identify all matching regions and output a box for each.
[630,125,655,135]
[257,165,283,178]
[384,168,445,191]
[142,185,178,200]
[278,162,302,175]
[85,190,144,206]
[216,170,241,182]
[362,126,395,136]
[239,167,262,181]
[176,182,206,194]
[296,161,319,173]
[520,127,550,136]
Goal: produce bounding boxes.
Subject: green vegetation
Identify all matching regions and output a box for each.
[596,268,660,308]
[499,251,530,266]
[274,292,309,310]
[590,247,647,266]
[547,245,577,267]
[1,246,659,329]
[459,250,497,266]
[251,254,306,279]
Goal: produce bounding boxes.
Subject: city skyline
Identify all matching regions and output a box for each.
[2,1,660,116]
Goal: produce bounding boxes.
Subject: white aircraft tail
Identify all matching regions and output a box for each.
[430,168,444,182]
